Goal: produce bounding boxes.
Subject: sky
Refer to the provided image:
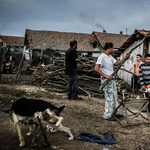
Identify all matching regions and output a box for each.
[0,0,150,37]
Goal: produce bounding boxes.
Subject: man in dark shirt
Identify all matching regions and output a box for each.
[65,40,85,100]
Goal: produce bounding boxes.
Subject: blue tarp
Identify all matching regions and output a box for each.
[63,131,116,145]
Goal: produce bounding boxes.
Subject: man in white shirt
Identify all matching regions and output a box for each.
[94,42,129,121]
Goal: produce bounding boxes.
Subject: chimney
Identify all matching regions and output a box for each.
[103,30,106,33]
[120,31,123,35]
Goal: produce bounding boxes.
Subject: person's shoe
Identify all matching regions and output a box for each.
[106,117,117,121]
[114,114,124,119]
[72,96,82,100]
[136,95,140,99]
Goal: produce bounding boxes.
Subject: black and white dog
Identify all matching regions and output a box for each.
[10,98,74,147]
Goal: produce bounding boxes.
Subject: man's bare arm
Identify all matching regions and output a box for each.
[75,58,85,67]
[129,62,135,72]
[115,54,130,66]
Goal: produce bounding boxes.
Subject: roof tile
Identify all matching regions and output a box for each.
[0,35,24,47]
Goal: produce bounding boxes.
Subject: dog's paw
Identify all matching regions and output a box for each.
[68,136,74,140]
[56,122,60,127]
[26,132,31,136]
[19,140,25,147]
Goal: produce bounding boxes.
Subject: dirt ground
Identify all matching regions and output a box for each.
[1,75,150,150]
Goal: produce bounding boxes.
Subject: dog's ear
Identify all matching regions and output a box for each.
[42,109,51,122]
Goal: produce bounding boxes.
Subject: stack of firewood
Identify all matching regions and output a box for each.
[31,52,130,99]
[32,54,104,99]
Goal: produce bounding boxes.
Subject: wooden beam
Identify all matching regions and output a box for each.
[15,46,26,83]
[0,45,6,80]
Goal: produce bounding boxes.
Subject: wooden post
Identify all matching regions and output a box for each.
[15,46,26,83]
[0,42,6,81]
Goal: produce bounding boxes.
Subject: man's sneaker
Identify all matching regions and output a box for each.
[136,95,140,99]
[106,117,116,121]
[46,124,57,133]
[114,114,124,119]
[72,96,82,100]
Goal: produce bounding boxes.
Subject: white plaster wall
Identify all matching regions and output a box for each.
[148,41,150,54]
[117,40,143,86]
[92,53,101,57]
[25,49,32,60]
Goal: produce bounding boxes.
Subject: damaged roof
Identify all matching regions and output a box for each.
[0,35,24,47]
[113,29,150,57]
[92,31,130,49]
[25,29,96,51]
[25,29,129,51]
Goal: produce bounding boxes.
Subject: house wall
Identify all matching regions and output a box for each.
[118,40,143,85]
[81,52,101,58]
[24,49,32,60]
[148,41,150,54]
[92,53,101,57]
[92,48,101,57]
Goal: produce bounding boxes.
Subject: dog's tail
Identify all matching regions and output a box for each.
[58,105,66,113]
